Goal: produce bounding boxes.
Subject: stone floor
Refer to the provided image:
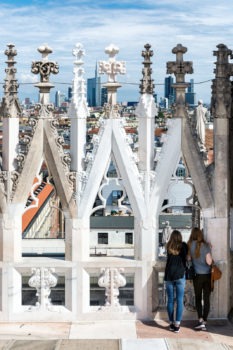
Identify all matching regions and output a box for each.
[0,319,232,349]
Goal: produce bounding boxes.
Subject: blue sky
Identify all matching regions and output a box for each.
[0,0,233,104]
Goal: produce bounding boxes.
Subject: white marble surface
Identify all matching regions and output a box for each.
[69,320,137,339]
[121,338,168,350]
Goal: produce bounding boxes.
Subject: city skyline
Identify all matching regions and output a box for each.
[0,0,233,104]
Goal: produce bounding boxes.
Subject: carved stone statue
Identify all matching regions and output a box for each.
[162,221,172,245]
[195,99,207,151]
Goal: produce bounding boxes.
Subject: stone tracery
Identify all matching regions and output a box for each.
[0,41,232,324]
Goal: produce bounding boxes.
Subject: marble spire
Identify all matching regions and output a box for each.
[139,43,155,95]
[0,43,21,118]
[99,44,126,106]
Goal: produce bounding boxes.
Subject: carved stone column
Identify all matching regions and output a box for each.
[135,43,157,174]
[211,44,232,218]
[28,267,58,310]
[206,43,233,319]
[69,43,89,191]
[98,268,126,308]
[1,44,21,174]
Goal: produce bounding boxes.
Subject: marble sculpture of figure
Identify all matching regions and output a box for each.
[195,99,207,150]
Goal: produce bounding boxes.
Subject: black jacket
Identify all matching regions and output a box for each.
[164,242,188,281]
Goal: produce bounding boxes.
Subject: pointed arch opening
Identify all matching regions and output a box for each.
[90,156,135,258]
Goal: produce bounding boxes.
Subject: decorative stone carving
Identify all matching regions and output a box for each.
[28,267,58,311]
[68,171,77,194]
[20,134,32,153]
[11,171,20,197]
[139,43,154,95]
[55,135,65,150]
[0,171,8,197]
[16,153,25,172]
[28,117,39,134]
[211,44,233,119]
[99,44,126,83]
[62,153,71,170]
[50,118,59,131]
[167,44,193,118]
[167,44,193,81]
[103,103,120,119]
[31,45,59,83]
[98,268,126,307]
[0,43,21,118]
[99,44,126,108]
[34,103,55,120]
[71,43,89,117]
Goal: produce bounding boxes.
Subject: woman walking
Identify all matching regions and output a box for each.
[188,227,212,331]
[164,230,188,333]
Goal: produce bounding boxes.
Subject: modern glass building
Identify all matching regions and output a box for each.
[87,63,101,107]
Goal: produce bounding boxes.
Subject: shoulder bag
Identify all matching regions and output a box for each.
[211,261,222,291]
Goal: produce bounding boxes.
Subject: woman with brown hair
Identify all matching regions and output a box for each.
[164,230,188,333]
[188,227,212,331]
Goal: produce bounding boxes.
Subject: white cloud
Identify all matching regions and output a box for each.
[0,0,232,103]
[20,73,38,83]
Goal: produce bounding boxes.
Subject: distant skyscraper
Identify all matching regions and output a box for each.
[55,90,60,108]
[101,87,108,106]
[164,76,175,107]
[185,79,196,105]
[55,90,66,108]
[87,63,101,107]
[68,86,72,102]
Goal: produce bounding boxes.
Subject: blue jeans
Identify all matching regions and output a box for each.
[165,276,185,323]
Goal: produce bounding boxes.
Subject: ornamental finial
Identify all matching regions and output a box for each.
[72,43,85,63]
[139,43,154,94]
[99,43,126,83]
[31,44,59,84]
[167,43,193,83]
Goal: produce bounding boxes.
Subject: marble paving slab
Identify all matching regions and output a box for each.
[121,338,168,350]
[58,339,119,350]
[166,338,227,350]
[69,320,137,339]
[0,323,70,340]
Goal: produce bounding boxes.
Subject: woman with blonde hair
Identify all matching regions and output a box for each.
[164,230,188,333]
[188,227,212,331]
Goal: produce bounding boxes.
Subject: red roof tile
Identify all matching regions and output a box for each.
[22,182,54,232]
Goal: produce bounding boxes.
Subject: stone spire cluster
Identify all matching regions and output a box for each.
[71,43,89,115]
[0,43,21,118]
[139,43,154,95]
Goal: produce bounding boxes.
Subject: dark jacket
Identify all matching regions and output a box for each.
[164,242,188,281]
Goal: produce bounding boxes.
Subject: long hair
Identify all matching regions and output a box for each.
[166,230,183,255]
[188,227,207,258]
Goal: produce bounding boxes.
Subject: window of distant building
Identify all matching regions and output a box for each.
[98,232,108,244]
[125,232,133,244]
[112,190,123,205]
[176,166,186,177]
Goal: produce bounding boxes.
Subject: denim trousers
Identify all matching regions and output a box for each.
[165,276,186,323]
[193,273,211,321]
